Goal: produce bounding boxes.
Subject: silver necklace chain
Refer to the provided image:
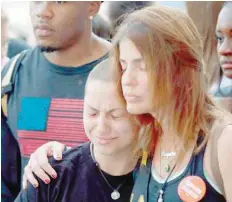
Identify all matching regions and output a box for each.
[90,143,128,200]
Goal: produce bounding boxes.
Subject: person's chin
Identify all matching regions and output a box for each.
[96,145,116,156]
[36,37,56,47]
[223,70,232,79]
[36,36,52,44]
[126,104,146,115]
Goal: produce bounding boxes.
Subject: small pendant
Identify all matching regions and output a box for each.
[157,190,164,202]
[111,190,120,200]
[164,165,170,172]
[161,151,176,158]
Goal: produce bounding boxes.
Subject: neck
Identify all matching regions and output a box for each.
[151,111,186,153]
[92,144,138,176]
[151,111,197,153]
[43,28,109,67]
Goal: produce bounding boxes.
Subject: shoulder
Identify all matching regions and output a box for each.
[209,114,232,165]
[20,47,41,66]
[48,142,91,173]
[15,144,91,202]
[210,113,232,135]
[1,47,38,80]
[217,124,232,154]
[203,115,232,194]
[25,142,92,201]
[216,120,232,199]
[205,113,232,160]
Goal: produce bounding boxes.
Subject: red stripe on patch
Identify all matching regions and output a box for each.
[52,98,83,103]
[18,131,88,141]
[18,138,84,157]
[48,111,83,118]
[47,117,82,123]
[50,104,84,110]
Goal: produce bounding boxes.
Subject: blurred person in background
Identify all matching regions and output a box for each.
[186,2,223,89]
[1,8,10,68]
[1,1,110,202]
[214,2,232,112]
[7,38,30,59]
[1,8,30,65]
[93,14,112,41]
[187,1,232,113]
[104,1,154,33]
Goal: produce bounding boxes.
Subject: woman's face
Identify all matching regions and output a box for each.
[119,37,153,114]
[216,3,232,79]
[83,81,138,156]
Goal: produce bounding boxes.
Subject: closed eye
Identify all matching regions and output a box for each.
[86,105,98,117]
[111,111,127,119]
[88,112,98,117]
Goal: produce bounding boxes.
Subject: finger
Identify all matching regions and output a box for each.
[47,146,54,157]
[35,157,57,179]
[22,174,28,190]
[30,146,57,179]
[24,166,39,188]
[43,142,56,157]
[52,141,66,160]
[32,166,51,184]
[30,158,54,182]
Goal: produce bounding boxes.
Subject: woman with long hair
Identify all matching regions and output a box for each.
[112,5,232,202]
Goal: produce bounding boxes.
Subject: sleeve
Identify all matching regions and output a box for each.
[14,183,43,202]
[14,168,76,202]
[14,158,77,202]
[14,174,51,202]
[1,111,21,202]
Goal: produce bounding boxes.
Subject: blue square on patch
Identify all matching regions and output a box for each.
[18,97,51,131]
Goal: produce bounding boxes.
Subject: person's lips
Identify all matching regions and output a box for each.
[96,136,118,145]
[124,94,140,102]
[221,61,232,70]
[35,24,54,37]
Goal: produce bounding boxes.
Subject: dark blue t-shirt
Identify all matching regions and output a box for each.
[1,47,108,201]
[15,142,135,202]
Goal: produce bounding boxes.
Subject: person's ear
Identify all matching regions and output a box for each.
[87,1,101,19]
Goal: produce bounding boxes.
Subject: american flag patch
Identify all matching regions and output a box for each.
[18,98,88,157]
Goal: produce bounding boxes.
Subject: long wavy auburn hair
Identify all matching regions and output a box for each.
[111,6,227,158]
